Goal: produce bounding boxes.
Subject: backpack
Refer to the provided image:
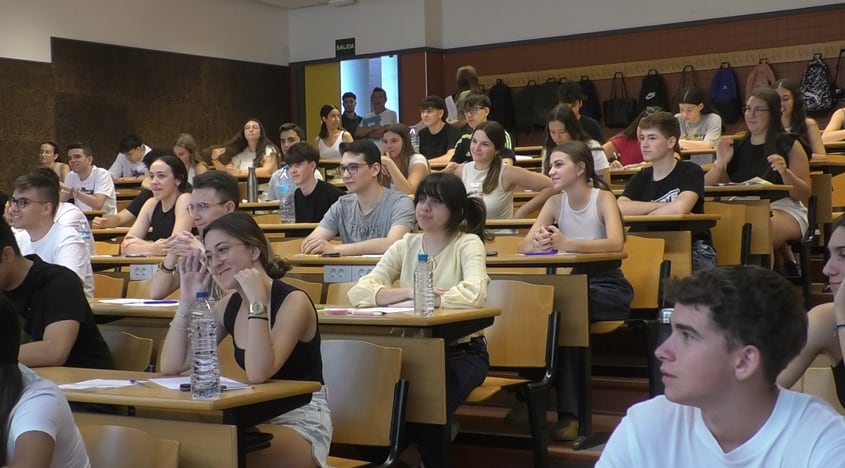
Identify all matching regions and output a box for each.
[534,78,562,127]
[745,60,776,99]
[709,62,742,124]
[673,65,697,111]
[638,69,668,112]
[800,53,833,114]
[514,80,539,134]
[488,79,515,132]
[579,75,601,122]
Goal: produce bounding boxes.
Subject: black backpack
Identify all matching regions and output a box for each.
[579,75,601,122]
[514,80,539,134]
[638,69,668,112]
[800,53,833,114]
[488,79,515,132]
[534,78,562,127]
[709,62,742,124]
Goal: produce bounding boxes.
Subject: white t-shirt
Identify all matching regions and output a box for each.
[54,202,95,254]
[597,390,845,468]
[108,144,151,178]
[231,146,277,171]
[65,166,117,216]
[7,366,90,468]
[15,223,94,298]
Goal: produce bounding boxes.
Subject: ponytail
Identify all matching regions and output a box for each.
[463,196,492,242]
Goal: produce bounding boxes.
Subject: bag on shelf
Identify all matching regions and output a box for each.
[579,75,601,122]
[603,72,637,128]
[800,53,833,114]
[638,68,668,112]
[709,62,742,124]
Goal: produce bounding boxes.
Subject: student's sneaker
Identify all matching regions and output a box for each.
[783,261,801,279]
[551,419,579,441]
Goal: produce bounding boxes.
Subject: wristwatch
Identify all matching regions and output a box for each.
[248,303,268,319]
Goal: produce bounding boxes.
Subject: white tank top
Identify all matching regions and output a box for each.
[318,132,347,160]
[558,187,606,240]
[462,162,513,220]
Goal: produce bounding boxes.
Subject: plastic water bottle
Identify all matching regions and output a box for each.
[414,253,434,317]
[246,166,258,202]
[76,220,95,256]
[190,292,220,400]
[409,127,420,153]
[278,165,296,223]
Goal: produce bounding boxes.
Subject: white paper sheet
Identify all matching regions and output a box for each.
[148,376,249,390]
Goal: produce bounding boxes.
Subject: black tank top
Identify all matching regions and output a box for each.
[148,200,176,241]
[223,280,323,383]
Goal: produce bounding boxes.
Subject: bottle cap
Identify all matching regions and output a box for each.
[418,253,428,261]
[196,292,209,300]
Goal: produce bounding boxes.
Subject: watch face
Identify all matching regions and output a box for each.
[250,303,266,315]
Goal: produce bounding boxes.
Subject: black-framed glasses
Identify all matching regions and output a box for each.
[464,107,484,116]
[339,163,372,175]
[8,196,49,209]
[742,106,770,116]
[186,201,226,214]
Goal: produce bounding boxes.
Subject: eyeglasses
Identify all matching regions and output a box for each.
[743,106,770,116]
[186,201,226,214]
[204,243,246,263]
[464,107,484,116]
[339,163,371,175]
[8,196,49,209]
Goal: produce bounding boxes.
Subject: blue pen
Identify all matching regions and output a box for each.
[143,300,178,304]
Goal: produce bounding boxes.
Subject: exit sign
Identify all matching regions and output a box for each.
[335,38,356,58]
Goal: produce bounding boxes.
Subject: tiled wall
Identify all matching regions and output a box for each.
[1,38,290,194]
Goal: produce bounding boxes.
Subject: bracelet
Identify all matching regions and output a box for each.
[158,261,176,273]
[247,316,269,321]
[835,324,845,337]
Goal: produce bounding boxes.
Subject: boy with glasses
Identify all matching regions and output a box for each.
[301,140,414,255]
[448,94,515,168]
[148,171,239,299]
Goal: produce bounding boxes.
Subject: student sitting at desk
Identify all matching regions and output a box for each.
[274,143,343,238]
[675,87,722,150]
[418,95,463,164]
[60,142,117,216]
[148,170,239,300]
[121,155,193,256]
[774,78,825,157]
[446,94,515,171]
[520,140,632,441]
[0,294,91,468]
[108,134,151,183]
[822,106,845,144]
[602,107,660,169]
[315,104,353,161]
[380,123,430,195]
[160,212,331,468]
[348,172,489,467]
[38,140,69,182]
[300,140,415,256]
[617,111,716,271]
[0,218,112,369]
[597,266,845,467]
[703,87,811,274]
[454,121,551,224]
[211,118,280,178]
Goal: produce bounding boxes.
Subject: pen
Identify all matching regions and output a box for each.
[143,300,178,304]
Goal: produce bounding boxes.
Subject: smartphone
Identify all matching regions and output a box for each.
[523,250,558,256]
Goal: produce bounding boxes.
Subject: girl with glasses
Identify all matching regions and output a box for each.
[160,211,331,468]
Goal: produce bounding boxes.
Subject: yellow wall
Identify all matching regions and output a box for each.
[303,62,340,142]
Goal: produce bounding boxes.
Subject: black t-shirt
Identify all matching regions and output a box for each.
[580,115,605,144]
[450,132,516,164]
[622,161,710,243]
[127,189,153,217]
[6,255,113,369]
[726,135,797,203]
[419,124,462,160]
[342,113,362,136]
[292,180,343,237]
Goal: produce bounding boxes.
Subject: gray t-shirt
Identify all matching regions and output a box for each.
[318,188,415,243]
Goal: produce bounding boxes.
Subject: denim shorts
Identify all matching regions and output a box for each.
[265,386,333,467]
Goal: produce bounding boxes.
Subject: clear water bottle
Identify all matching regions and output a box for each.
[246,166,258,202]
[278,165,296,223]
[414,253,435,317]
[409,127,420,153]
[190,292,220,400]
[76,219,95,256]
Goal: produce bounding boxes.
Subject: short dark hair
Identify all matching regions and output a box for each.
[192,171,240,208]
[638,111,681,141]
[420,95,448,122]
[13,173,59,217]
[340,139,381,166]
[371,87,387,99]
[66,142,93,156]
[31,167,60,186]
[40,141,59,154]
[342,92,356,100]
[664,265,807,386]
[558,82,588,104]
[285,142,320,166]
[278,123,305,141]
[464,93,491,110]
[118,134,144,153]
[0,217,21,256]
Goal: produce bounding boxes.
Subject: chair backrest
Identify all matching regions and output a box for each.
[283,277,323,304]
[484,279,555,367]
[93,274,125,298]
[252,213,279,224]
[100,330,154,371]
[94,241,121,255]
[79,424,179,468]
[271,239,304,258]
[634,230,690,278]
[126,279,180,300]
[704,201,749,266]
[487,235,545,274]
[325,282,355,306]
[620,236,667,310]
[322,340,404,447]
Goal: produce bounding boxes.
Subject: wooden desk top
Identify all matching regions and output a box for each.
[318,306,499,327]
[810,153,845,175]
[704,183,792,197]
[258,223,319,233]
[90,299,177,319]
[824,141,845,151]
[91,255,164,269]
[486,214,719,231]
[286,252,624,268]
[35,367,319,411]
